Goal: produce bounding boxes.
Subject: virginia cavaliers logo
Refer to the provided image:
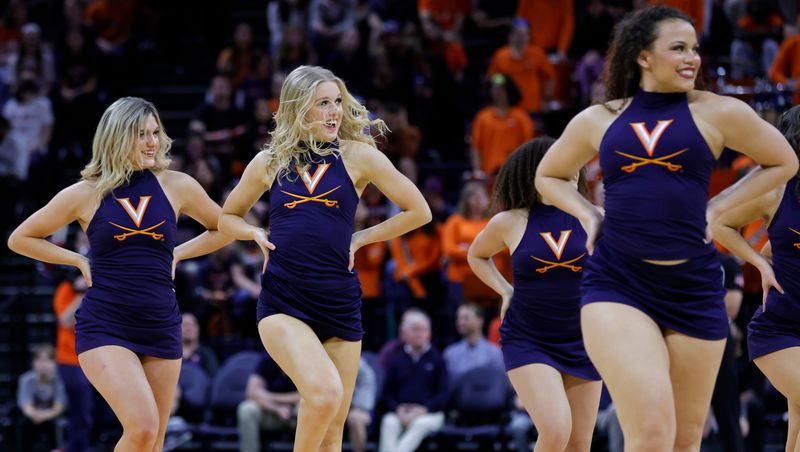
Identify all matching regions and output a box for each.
[282,163,339,209]
[109,196,165,241]
[531,230,585,273]
[615,120,687,173]
[789,227,800,249]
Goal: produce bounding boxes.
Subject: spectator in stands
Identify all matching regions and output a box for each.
[378,309,448,452]
[418,0,471,77]
[441,181,490,340]
[346,357,377,452]
[309,0,358,68]
[649,0,706,35]
[442,302,504,384]
[516,0,575,59]
[2,77,52,182]
[470,73,535,178]
[0,115,20,234]
[731,0,783,79]
[217,22,265,90]
[181,312,219,377]
[266,0,309,61]
[768,25,800,106]
[237,352,300,452]
[54,27,98,154]
[16,344,66,451]
[189,74,249,172]
[354,202,389,352]
[5,22,55,94]
[487,18,555,114]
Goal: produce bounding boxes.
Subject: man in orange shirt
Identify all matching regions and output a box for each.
[418,0,471,75]
[648,0,705,34]
[487,19,556,113]
[470,74,535,177]
[769,32,800,106]
[515,0,574,58]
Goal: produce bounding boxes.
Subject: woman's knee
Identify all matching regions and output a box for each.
[302,376,344,416]
[626,413,675,451]
[535,415,572,451]
[121,405,160,447]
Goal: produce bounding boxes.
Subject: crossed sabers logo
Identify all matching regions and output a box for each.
[282,163,340,209]
[532,230,585,273]
[615,120,687,173]
[790,227,800,249]
[110,196,165,241]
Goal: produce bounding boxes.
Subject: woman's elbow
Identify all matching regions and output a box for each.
[418,202,433,226]
[7,228,22,255]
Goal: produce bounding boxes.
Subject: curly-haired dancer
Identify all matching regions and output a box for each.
[535,6,797,451]
[469,137,601,452]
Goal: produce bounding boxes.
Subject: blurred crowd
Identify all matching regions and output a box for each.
[3,0,800,450]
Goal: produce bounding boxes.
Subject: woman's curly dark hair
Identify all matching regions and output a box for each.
[492,136,588,213]
[776,105,800,200]
[604,6,695,105]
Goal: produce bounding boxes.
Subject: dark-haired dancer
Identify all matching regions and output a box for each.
[469,137,601,452]
[712,105,800,452]
[219,65,430,451]
[535,6,797,451]
[8,97,231,451]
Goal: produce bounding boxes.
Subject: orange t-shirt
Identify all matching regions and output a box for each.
[354,241,387,299]
[769,35,800,106]
[418,0,471,31]
[488,45,555,113]
[442,214,489,282]
[53,281,80,366]
[648,0,705,33]
[471,106,535,175]
[390,228,442,298]
[516,0,574,53]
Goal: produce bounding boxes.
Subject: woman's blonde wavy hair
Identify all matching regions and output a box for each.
[266,65,388,179]
[81,97,173,204]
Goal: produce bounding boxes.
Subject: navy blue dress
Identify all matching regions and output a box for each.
[75,170,181,359]
[501,204,600,380]
[581,90,727,340]
[257,141,363,342]
[748,177,800,359]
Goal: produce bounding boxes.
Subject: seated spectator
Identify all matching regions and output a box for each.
[237,352,299,452]
[731,0,783,79]
[379,309,448,452]
[347,357,378,452]
[768,28,800,106]
[216,22,265,90]
[487,18,555,114]
[181,312,219,377]
[443,302,504,385]
[189,74,249,173]
[470,74,534,178]
[16,344,66,452]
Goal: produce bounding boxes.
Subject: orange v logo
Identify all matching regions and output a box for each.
[539,230,572,260]
[298,163,330,194]
[630,120,673,157]
[116,196,151,227]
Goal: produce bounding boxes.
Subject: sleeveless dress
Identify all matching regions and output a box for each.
[581,90,727,340]
[748,177,800,359]
[257,141,363,342]
[500,203,599,380]
[75,170,181,358]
